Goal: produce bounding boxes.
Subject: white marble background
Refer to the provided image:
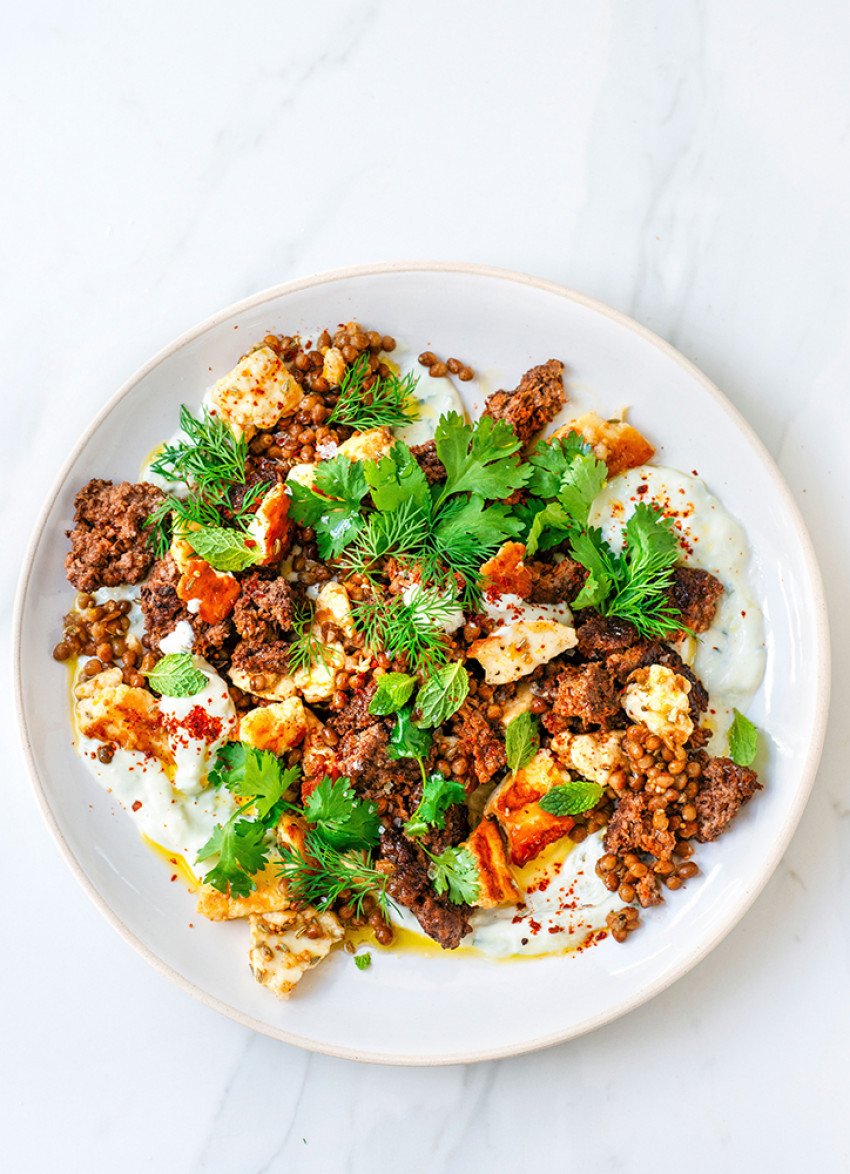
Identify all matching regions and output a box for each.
[3,1,849,1170]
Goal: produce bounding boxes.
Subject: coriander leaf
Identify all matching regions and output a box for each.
[524,500,572,559]
[226,749,295,821]
[145,652,208,698]
[387,702,433,762]
[538,779,605,816]
[526,430,593,498]
[369,671,418,716]
[504,710,540,774]
[302,776,381,850]
[569,527,617,610]
[434,412,530,504]
[428,844,480,904]
[354,952,372,970]
[556,451,608,526]
[404,772,467,839]
[208,741,249,789]
[287,454,369,558]
[196,814,269,898]
[364,444,431,512]
[415,662,470,727]
[728,709,759,766]
[188,525,258,572]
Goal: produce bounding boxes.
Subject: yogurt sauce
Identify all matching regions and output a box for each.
[73,617,238,871]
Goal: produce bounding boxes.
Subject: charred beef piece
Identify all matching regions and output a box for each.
[379,829,472,949]
[450,700,507,790]
[65,479,164,592]
[667,567,724,633]
[604,791,677,862]
[695,757,761,842]
[576,613,644,661]
[140,555,191,647]
[227,453,286,515]
[230,639,291,679]
[481,359,566,444]
[326,684,378,738]
[233,574,294,642]
[528,558,588,605]
[410,439,447,485]
[551,662,622,726]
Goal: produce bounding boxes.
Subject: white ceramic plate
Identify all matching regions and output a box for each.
[13,262,829,1064]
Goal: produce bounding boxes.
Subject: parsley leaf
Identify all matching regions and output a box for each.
[415,663,470,727]
[226,749,297,821]
[208,741,248,789]
[364,444,431,512]
[404,773,467,839]
[354,951,372,970]
[196,814,270,899]
[528,433,607,524]
[434,412,530,504]
[287,454,370,558]
[145,652,208,698]
[369,671,418,716]
[569,527,618,609]
[302,776,381,851]
[524,501,573,559]
[538,779,605,816]
[387,702,433,762]
[504,711,540,774]
[428,844,480,904]
[728,709,759,766]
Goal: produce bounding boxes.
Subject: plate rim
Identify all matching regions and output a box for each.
[12,260,832,1064]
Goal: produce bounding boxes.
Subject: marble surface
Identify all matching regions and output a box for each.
[3,2,848,1170]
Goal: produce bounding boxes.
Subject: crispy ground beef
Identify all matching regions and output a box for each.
[379,829,472,949]
[140,555,190,646]
[233,573,293,642]
[604,791,677,861]
[528,557,588,605]
[667,567,724,633]
[551,662,622,726]
[410,439,447,484]
[230,639,291,678]
[450,699,507,790]
[65,479,164,592]
[482,359,566,444]
[695,756,761,842]
[326,684,378,737]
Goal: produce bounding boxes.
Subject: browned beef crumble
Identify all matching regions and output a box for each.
[65,479,164,592]
[379,829,472,949]
[326,684,378,738]
[551,662,622,726]
[528,557,588,605]
[604,791,677,863]
[667,567,724,634]
[482,359,566,444]
[230,640,291,679]
[140,555,191,646]
[695,757,761,842]
[410,439,447,484]
[450,699,507,791]
[233,574,294,643]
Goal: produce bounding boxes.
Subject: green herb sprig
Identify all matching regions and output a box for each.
[328,355,420,431]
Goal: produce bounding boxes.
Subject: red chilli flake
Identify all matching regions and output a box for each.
[169,706,223,744]
[131,800,142,812]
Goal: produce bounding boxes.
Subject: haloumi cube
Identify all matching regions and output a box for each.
[485,749,576,867]
[239,697,307,756]
[177,558,240,624]
[196,862,291,921]
[550,411,654,477]
[228,664,298,703]
[293,641,345,703]
[321,346,347,387]
[315,580,355,639]
[75,668,174,764]
[468,619,577,685]
[465,818,519,908]
[623,664,693,744]
[286,462,316,489]
[550,729,626,786]
[248,907,344,999]
[245,483,294,565]
[209,345,303,440]
[480,542,532,600]
[337,426,395,463]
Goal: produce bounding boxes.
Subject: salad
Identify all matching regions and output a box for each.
[54,322,764,998]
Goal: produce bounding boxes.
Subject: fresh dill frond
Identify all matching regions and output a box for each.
[328,356,419,431]
[350,586,460,672]
[150,405,249,494]
[277,833,393,917]
[285,605,336,676]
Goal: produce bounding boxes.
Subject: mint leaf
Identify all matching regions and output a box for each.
[188,525,258,571]
[354,951,372,970]
[404,773,467,838]
[415,662,470,727]
[302,776,380,850]
[504,710,540,774]
[728,709,759,766]
[145,652,208,698]
[538,779,605,816]
[387,703,433,762]
[428,844,480,904]
[369,671,418,716]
